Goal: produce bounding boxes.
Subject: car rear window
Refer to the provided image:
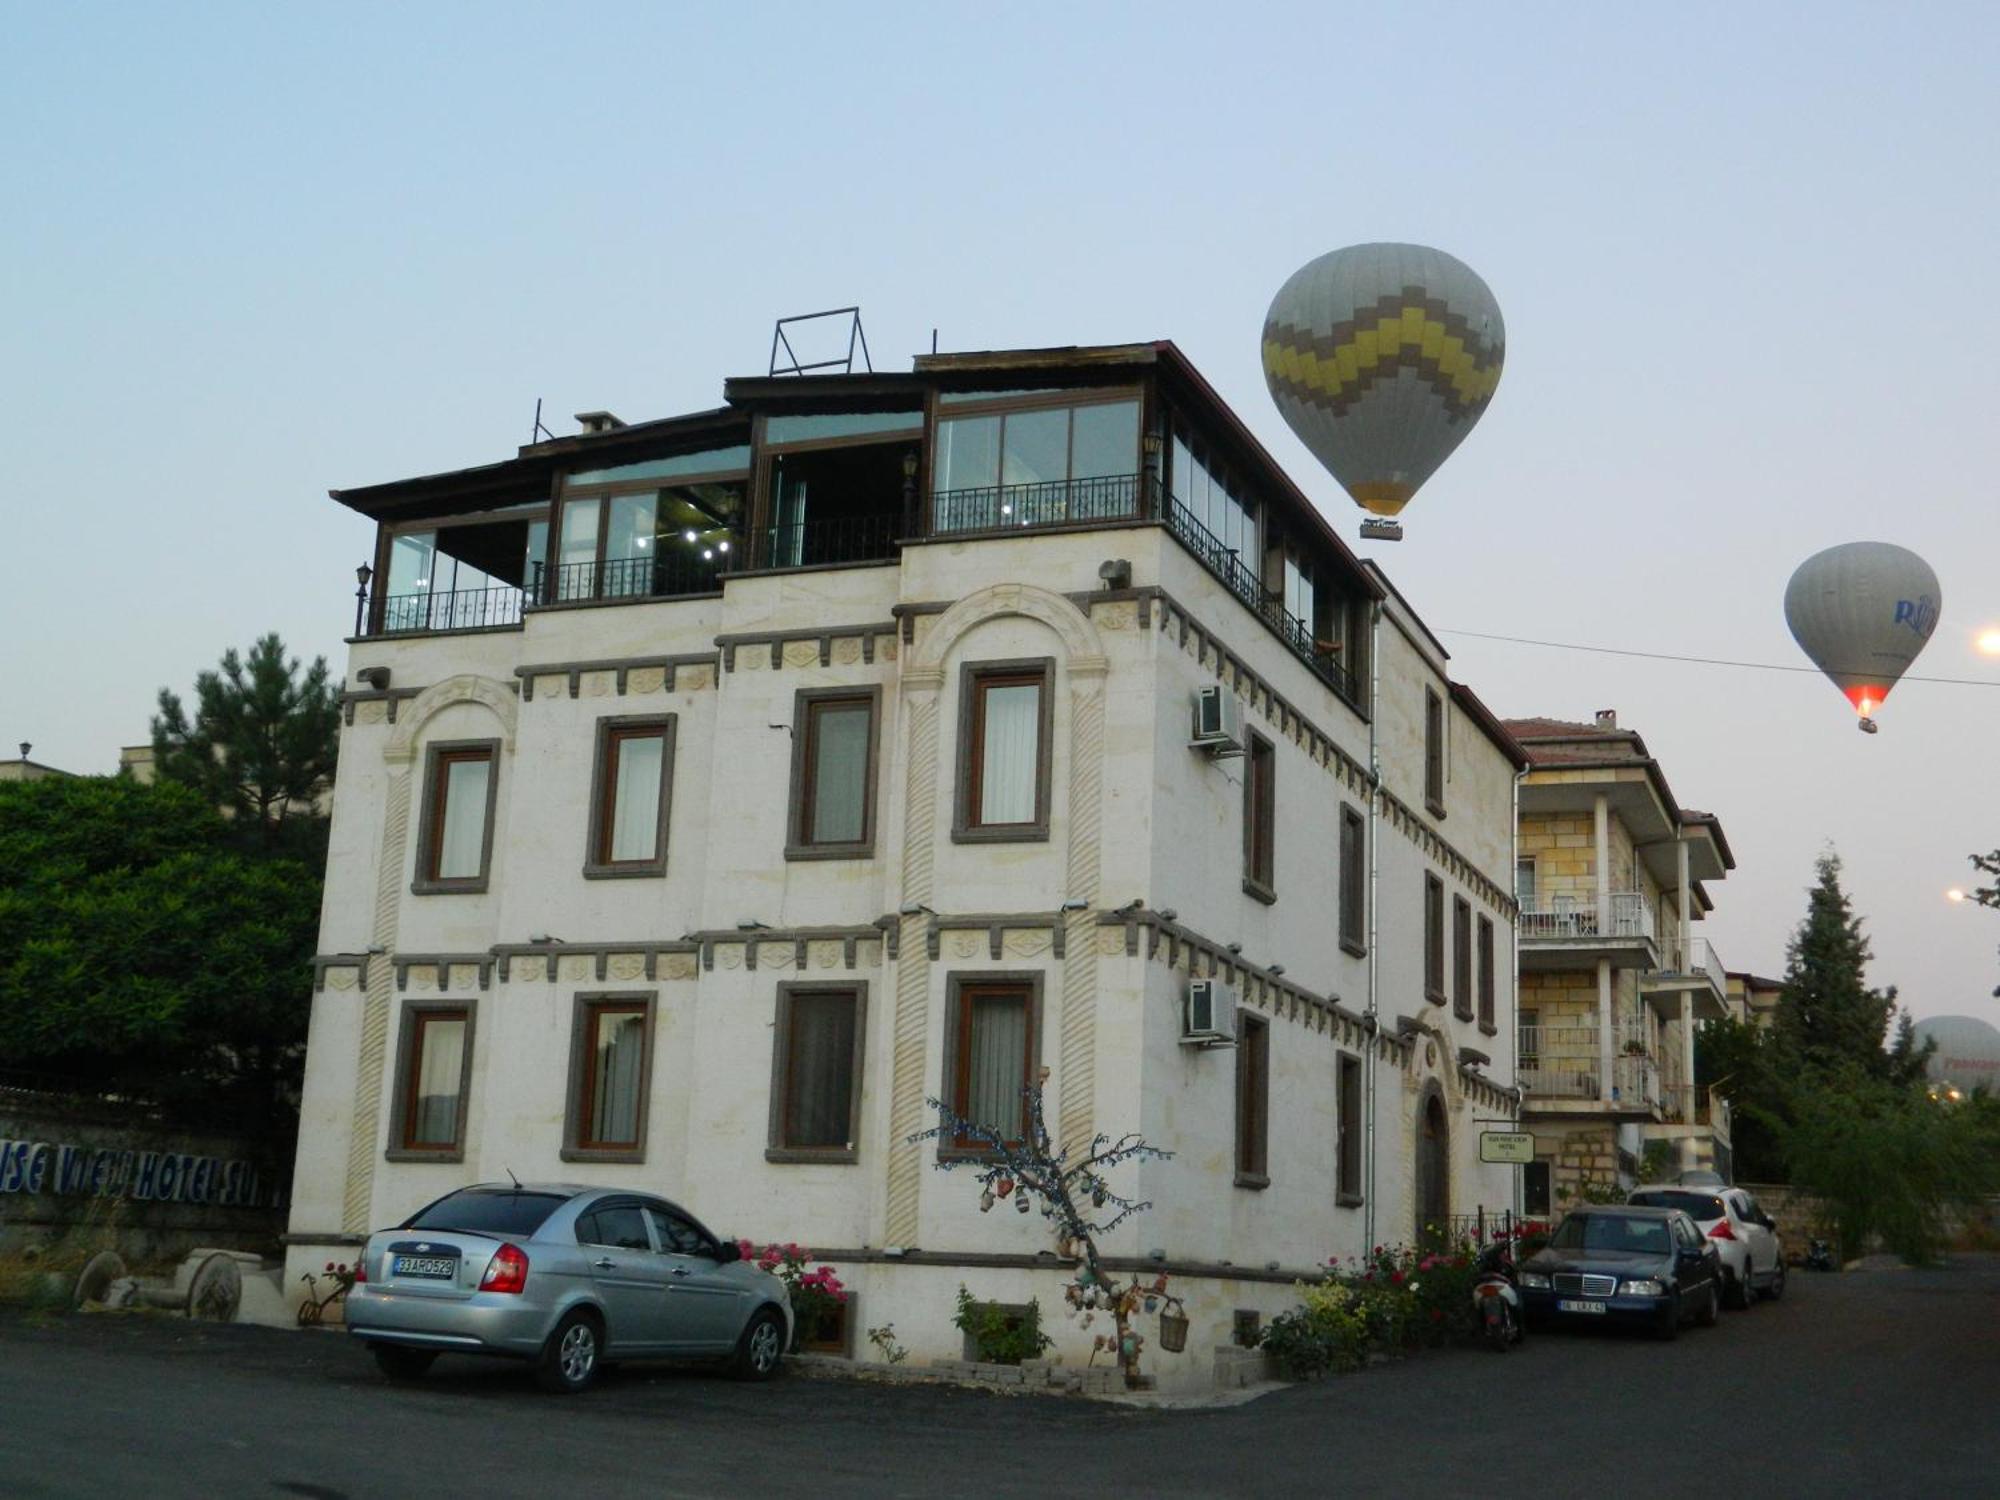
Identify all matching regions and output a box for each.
[1630,1191,1724,1221]
[404,1189,568,1237]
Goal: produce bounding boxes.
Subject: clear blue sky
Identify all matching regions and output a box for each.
[5,2,1998,1019]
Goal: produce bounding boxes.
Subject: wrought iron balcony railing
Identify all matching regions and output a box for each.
[764,512,899,569]
[377,584,525,634]
[537,551,726,605]
[932,472,1144,534]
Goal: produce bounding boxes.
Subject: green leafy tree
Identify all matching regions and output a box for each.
[1694,1014,1795,1181]
[151,633,340,858]
[0,776,318,1135]
[1776,852,1929,1086]
[1966,849,2000,995]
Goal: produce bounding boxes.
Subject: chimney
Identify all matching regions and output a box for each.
[573,410,625,435]
[1594,710,1617,730]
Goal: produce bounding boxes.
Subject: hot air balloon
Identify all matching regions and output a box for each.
[1783,541,1941,733]
[1262,243,1505,541]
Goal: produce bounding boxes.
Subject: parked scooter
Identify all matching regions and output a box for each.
[1472,1240,1525,1351]
[1805,1238,1837,1272]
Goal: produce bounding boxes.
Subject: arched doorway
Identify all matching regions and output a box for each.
[1416,1085,1449,1246]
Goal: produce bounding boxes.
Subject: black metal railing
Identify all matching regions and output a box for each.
[1165,496,1359,703]
[932,472,1143,534]
[378,584,525,634]
[764,512,899,569]
[537,551,726,604]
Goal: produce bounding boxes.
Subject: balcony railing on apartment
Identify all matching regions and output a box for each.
[1518,1022,1662,1109]
[377,584,525,634]
[1163,494,1359,702]
[932,472,1143,535]
[1656,935,1728,992]
[1518,892,1655,943]
[537,551,729,605]
[764,512,899,570]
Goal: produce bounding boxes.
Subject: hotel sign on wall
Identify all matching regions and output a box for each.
[1479,1131,1536,1165]
[0,1138,274,1207]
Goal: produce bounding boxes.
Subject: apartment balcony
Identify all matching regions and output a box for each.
[1517,892,1659,973]
[1518,1022,1665,1118]
[1640,935,1731,1021]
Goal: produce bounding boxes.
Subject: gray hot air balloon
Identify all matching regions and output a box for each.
[1783,541,1941,732]
[1262,243,1505,540]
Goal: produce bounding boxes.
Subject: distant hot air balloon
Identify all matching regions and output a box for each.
[1262,243,1505,540]
[1783,541,1941,733]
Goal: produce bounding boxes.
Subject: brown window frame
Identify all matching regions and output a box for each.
[938,973,1043,1160]
[765,982,868,1164]
[786,687,882,861]
[1424,688,1446,817]
[1424,873,1446,1004]
[562,992,657,1164]
[1337,1050,1364,1206]
[583,715,676,878]
[952,658,1055,844]
[1453,895,1474,1022]
[412,738,501,895]
[1243,732,1277,903]
[1235,1013,1270,1188]
[1339,803,1366,956]
[1477,915,1497,1035]
[385,1000,476,1162]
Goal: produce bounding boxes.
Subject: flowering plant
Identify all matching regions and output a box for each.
[735,1240,848,1348]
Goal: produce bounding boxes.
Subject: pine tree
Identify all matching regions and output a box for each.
[151,633,340,856]
[1776,851,1908,1082]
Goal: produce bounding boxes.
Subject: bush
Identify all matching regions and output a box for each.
[1260,1279,1371,1378]
[953,1286,1053,1365]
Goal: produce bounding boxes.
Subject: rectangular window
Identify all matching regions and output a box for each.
[387,1004,474,1160]
[414,740,499,893]
[1337,1051,1363,1205]
[954,660,1053,842]
[1520,1006,1542,1072]
[787,688,880,859]
[564,994,655,1161]
[1339,804,1366,955]
[767,984,866,1162]
[933,396,1141,531]
[1478,915,1497,1033]
[1515,858,1536,907]
[585,717,675,877]
[943,977,1040,1154]
[1453,896,1474,1021]
[1425,688,1446,816]
[1244,733,1276,902]
[1236,1014,1270,1187]
[1425,873,1445,1003]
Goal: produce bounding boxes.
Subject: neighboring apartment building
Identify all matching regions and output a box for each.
[1504,715,1736,1206]
[1726,971,1783,1029]
[288,340,1526,1380]
[0,744,75,781]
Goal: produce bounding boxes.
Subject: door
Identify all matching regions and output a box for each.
[1731,1191,1777,1283]
[578,1200,675,1353]
[644,1202,749,1353]
[1416,1089,1450,1246]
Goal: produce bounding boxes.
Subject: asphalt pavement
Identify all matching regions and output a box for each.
[0,1257,1993,1498]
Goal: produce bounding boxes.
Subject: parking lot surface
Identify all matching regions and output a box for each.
[0,1256,1992,1498]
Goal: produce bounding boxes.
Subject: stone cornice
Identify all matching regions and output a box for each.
[513,653,718,701]
[715,622,898,672]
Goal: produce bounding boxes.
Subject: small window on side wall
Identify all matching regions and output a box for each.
[387,1003,474,1161]
[1453,896,1474,1021]
[1339,803,1366,955]
[954,660,1053,843]
[564,994,656,1162]
[767,984,866,1163]
[1478,915,1497,1033]
[585,717,675,877]
[1243,732,1276,903]
[787,688,880,860]
[1235,1014,1270,1188]
[414,740,500,893]
[1424,874,1446,1004]
[1337,1051,1363,1205]
[1424,688,1446,817]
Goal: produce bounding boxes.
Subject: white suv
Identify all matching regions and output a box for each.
[1627,1186,1785,1308]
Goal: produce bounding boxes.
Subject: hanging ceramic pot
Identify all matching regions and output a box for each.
[979,1190,995,1213]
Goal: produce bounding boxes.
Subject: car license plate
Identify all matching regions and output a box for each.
[393,1254,457,1279]
[1557,1298,1607,1314]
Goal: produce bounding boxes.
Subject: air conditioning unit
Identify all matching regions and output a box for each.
[1190,685,1243,755]
[1183,979,1238,1046]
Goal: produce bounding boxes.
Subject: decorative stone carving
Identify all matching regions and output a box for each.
[626,667,665,695]
[356,701,388,726]
[661,953,698,981]
[608,953,645,981]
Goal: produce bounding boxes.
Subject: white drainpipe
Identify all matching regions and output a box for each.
[1363,600,1383,1254]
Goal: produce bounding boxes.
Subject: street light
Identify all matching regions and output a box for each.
[354,562,373,637]
[1947,888,1968,903]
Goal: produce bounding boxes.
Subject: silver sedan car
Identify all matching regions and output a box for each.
[344,1183,792,1393]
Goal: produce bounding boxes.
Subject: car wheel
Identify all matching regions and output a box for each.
[1653,1294,1681,1341]
[1696,1282,1719,1328]
[535,1309,603,1395]
[1727,1270,1753,1310]
[371,1344,438,1381]
[1763,1262,1785,1302]
[731,1306,786,1382]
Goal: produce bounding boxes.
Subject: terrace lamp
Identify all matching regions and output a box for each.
[354,562,373,637]
[901,448,920,536]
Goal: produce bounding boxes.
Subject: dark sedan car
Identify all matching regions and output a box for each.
[1518,1205,1721,1339]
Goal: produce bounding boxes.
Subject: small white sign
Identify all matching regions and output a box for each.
[1480,1131,1536,1164]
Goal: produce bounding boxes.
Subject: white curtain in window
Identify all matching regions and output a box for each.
[786,993,856,1148]
[609,735,663,862]
[437,758,490,879]
[810,705,870,844]
[412,1017,465,1145]
[978,683,1040,825]
[591,1010,645,1146]
[966,995,1027,1138]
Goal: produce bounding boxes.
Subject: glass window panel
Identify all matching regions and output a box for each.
[809,702,871,845]
[558,497,600,600]
[389,531,437,596]
[410,1016,465,1147]
[1000,406,1069,489]
[938,387,1061,405]
[965,994,1027,1138]
[765,412,922,444]
[978,682,1040,825]
[935,415,1000,493]
[1069,401,1138,481]
[589,1008,646,1147]
[436,757,490,880]
[608,733,664,862]
[785,991,857,1149]
[1172,437,1197,509]
[566,447,751,486]
[605,492,659,597]
[524,519,549,592]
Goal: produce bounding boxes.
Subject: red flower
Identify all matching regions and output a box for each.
[1390,1270,1406,1286]
[1429,1308,1443,1322]
[325,1262,335,1272]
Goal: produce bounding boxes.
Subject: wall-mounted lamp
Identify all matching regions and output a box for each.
[1059,898,1089,913]
[353,562,374,637]
[899,902,934,917]
[1226,942,1243,955]
[1158,908,1178,922]
[736,920,771,932]
[529,933,565,945]
[356,666,391,690]
[1268,963,1286,977]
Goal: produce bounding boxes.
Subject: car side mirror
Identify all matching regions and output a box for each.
[711,1240,741,1264]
